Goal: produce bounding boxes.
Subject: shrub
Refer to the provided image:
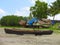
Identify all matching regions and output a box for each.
[0,15,24,26]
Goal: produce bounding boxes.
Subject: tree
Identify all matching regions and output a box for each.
[49,0,60,20]
[30,0,48,19]
[0,15,24,26]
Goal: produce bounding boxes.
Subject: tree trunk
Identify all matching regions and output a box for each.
[53,16,55,20]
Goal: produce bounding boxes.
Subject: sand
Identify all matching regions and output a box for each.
[0,28,60,45]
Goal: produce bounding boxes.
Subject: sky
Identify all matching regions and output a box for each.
[0,0,60,20]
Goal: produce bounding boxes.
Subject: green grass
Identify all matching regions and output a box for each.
[0,23,60,33]
[0,26,21,28]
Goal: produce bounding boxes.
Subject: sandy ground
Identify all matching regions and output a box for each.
[0,28,60,45]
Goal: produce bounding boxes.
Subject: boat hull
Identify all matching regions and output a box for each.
[4,28,53,35]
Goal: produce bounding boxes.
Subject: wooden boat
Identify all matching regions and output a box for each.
[4,28,53,35]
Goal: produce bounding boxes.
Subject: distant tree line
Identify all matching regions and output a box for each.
[0,15,28,26]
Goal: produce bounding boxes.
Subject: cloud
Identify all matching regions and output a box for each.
[47,16,53,20]
[48,14,60,20]
[29,0,56,5]
[0,9,6,14]
[41,0,56,5]
[22,7,30,11]
[0,9,7,18]
[54,14,60,20]
[29,0,37,4]
[14,7,30,17]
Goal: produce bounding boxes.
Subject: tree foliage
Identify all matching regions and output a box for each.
[30,0,48,19]
[49,0,60,19]
[0,15,24,26]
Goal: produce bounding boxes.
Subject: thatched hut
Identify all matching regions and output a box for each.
[19,20,26,26]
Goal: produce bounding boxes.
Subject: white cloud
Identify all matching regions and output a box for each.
[0,9,6,14]
[14,11,23,16]
[41,0,56,5]
[54,14,60,20]
[40,0,56,3]
[48,14,60,20]
[29,0,56,5]
[0,9,7,18]
[29,0,37,4]
[21,7,30,11]
[47,16,54,20]
[14,7,30,17]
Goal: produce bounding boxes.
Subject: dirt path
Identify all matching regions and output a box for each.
[0,28,60,45]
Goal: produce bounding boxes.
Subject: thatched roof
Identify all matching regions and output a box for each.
[19,20,26,26]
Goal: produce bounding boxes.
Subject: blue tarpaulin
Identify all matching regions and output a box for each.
[27,18,38,25]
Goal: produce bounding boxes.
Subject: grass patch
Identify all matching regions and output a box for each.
[0,26,21,28]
